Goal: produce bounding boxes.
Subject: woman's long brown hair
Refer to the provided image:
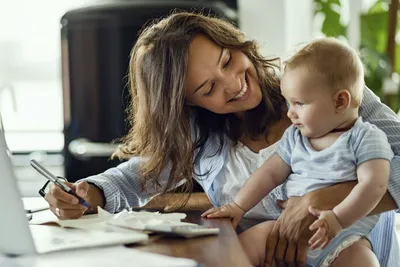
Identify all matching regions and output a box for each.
[113,12,284,206]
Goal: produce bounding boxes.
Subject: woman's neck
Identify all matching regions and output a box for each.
[240,108,292,152]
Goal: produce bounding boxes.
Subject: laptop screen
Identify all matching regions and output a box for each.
[0,114,36,255]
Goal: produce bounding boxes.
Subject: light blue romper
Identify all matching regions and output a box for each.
[276,117,394,266]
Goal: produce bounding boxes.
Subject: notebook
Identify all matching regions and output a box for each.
[0,115,148,256]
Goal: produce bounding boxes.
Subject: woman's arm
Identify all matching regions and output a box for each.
[361,87,400,208]
[142,192,213,211]
[81,156,172,213]
[308,181,397,215]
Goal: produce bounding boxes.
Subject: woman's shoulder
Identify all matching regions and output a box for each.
[350,117,391,151]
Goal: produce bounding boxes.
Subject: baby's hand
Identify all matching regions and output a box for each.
[201,202,245,228]
[308,206,343,250]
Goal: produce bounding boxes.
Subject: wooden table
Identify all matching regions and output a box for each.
[28,194,252,266]
[130,211,251,267]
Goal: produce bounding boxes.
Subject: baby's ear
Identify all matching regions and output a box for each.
[333,89,351,113]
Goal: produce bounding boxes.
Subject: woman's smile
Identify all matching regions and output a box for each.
[229,73,250,102]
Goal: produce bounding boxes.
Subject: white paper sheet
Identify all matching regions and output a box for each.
[55,207,195,232]
[22,198,49,213]
[30,225,148,254]
[1,246,198,267]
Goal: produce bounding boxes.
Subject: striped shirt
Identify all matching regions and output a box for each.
[83,87,400,266]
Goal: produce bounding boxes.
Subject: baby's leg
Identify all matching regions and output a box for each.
[331,238,379,267]
[239,220,276,267]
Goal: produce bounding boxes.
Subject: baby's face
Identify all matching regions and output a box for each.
[281,67,338,138]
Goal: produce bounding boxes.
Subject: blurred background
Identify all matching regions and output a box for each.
[0,0,399,197]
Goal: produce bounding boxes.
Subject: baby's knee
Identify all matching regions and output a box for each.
[332,238,378,267]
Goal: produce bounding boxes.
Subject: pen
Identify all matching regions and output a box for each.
[30,159,91,208]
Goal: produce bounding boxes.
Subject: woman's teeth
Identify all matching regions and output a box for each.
[232,81,248,100]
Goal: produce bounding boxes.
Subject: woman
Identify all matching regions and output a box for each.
[45,12,400,266]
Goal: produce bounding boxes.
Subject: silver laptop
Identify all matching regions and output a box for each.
[0,116,148,256]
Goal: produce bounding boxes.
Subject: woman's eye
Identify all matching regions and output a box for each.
[295,102,304,106]
[223,54,232,69]
[204,82,215,96]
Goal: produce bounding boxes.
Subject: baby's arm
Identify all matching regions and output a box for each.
[234,153,291,212]
[308,159,390,249]
[308,123,393,250]
[203,126,296,226]
[332,159,390,227]
[202,153,291,226]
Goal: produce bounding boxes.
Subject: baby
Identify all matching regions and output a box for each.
[202,38,394,267]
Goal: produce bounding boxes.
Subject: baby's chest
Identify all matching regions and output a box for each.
[308,132,344,151]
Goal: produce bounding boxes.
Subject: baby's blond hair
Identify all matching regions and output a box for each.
[284,37,364,107]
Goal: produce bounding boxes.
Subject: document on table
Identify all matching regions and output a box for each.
[30,225,148,254]
[0,246,198,267]
[37,207,195,233]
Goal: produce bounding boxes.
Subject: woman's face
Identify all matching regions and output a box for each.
[184,35,262,115]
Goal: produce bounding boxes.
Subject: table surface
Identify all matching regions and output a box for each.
[130,211,251,267]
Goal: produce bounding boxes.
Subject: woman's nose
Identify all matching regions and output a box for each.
[222,71,241,96]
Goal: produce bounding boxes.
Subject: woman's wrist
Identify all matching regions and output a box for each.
[85,183,106,213]
[306,181,356,211]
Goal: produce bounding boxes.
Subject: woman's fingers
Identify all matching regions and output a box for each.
[284,243,297,267]
[45,182,88,219]
[264,226,278,266]
[50,205,85,220]
[45,183,79,205]
[274,237,288,266]
[70,181,90,198]
[296,244,308,267]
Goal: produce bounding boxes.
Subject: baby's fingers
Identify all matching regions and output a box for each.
[309,218,325,231]
[309,227,327,247]
[321,238,330,250]
[201,207,218,217]
[206,208,230,218]
[310,235,328,250]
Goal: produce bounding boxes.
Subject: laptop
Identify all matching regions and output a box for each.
[0,116,148,256]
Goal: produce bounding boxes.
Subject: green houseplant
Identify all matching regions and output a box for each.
[314,0,400,111]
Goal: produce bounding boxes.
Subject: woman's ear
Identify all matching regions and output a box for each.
[333,89,351,113]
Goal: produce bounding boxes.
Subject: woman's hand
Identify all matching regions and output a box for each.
[265,196,316,267]
[45,181,104,219]
[201,202,245,228]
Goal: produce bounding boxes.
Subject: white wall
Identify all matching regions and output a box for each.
[238,0,314,60]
